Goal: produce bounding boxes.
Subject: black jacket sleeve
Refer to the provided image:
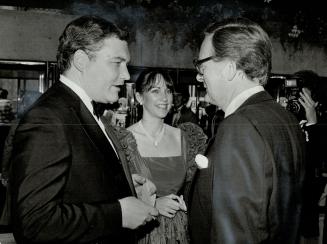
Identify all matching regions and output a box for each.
[11,108,123,244]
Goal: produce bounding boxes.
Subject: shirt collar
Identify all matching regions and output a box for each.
[60,76,119,157]
[224,86,264,118]
[59,75,94,117]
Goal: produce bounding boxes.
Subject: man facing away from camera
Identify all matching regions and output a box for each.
[10,15,158,244]
[189,17,306,244]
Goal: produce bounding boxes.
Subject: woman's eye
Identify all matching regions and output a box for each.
[166,89,172,94]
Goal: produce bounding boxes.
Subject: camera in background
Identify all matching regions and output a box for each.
[267,74,326,122]
[271,76,306,121]
[283,78,305,120]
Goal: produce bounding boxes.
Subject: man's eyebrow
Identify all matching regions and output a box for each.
[110,56,130,64]
[109,57,126,61]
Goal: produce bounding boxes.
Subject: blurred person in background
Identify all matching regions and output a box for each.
[0,87,14,232]
[291,70,327,242]
[165,88,198,127]
[0,88,14,124]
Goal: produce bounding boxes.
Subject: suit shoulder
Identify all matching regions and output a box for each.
[236,100,298,125]
[20,90,73,125]
[222,111,252,126]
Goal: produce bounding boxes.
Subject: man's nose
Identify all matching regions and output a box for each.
[196,73,204,83]
[121,65,130,81]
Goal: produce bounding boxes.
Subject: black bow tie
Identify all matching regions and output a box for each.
[91,101,108,119]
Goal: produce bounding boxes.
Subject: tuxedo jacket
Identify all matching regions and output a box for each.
[190,91,306,244]
[10,82,136,244]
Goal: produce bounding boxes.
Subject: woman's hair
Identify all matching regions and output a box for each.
[56,15,129,73]
[135,69,174,94]
[205,17,272,85]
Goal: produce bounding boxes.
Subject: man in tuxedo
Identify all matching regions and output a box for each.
[171,90,198,127]
[10,15,158,244]
[189,18,305,243]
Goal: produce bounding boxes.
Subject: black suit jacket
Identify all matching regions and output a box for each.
[10,82,136,244]
[190,91,305,244]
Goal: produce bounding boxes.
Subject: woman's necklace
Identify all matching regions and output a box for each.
[139,120,165,147]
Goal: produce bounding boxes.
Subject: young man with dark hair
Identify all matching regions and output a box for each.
[10,15,158,244]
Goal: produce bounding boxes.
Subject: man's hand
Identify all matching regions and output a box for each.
[132,173,146,186]
[299,88,318,124]
[132,174,156,195]
[119,196,159,229]
[132,174,156,206]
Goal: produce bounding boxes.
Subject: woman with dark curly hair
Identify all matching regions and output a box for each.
[113,69,207,243]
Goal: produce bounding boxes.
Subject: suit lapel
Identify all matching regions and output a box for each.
[101,122,136,196]
[54,82,114,159]
[76,102,116,161]
[56,82,136,196]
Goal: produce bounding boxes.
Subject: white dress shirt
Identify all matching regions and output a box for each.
[60,75,119,157]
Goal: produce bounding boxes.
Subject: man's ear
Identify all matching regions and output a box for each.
[72,50,89,72]
[224,60,237,81]
[135,92,144,105]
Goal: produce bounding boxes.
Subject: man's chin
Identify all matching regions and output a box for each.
[205,94,218,106]
[105,95,119,104]
[204,94,211,103]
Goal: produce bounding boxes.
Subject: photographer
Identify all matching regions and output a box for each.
[293,70,327,241]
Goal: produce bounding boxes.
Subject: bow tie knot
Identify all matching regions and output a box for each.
[92,101,108,119]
